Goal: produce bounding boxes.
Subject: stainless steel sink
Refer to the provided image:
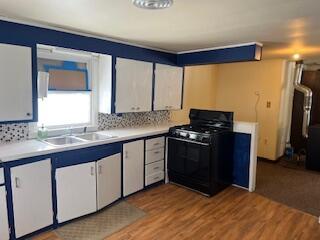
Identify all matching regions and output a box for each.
[42,136,86,146]
[75,132,115,141]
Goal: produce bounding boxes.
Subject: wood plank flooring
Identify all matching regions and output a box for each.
[33,184,320,240]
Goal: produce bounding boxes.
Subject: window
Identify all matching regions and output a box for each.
[37,45,99,129]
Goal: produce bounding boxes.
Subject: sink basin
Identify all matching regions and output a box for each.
[42,136,86,146]
[75,132,115,141]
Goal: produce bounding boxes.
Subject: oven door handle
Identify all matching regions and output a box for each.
[167,137,210,146]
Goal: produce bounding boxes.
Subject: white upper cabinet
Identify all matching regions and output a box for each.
[11,159,53,238]
[115,58,153,113]
[154,64,183,111]
[0,44,33,122]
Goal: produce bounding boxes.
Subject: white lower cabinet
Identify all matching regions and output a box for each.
[97,154,121,210]
[56,162,97,223]
[11,159,53,238]
[0,186,10,240]
[123,140,144,197]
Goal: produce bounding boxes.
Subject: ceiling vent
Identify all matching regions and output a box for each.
[132,0,173,10]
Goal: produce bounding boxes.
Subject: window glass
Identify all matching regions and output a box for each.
[38,92,91,127]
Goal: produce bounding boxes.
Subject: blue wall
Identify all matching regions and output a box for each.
[177,44,262,66]
[0,20,177,64]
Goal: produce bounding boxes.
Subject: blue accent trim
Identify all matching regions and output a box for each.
[111,56,117,114]
[0,20,176,64]
[151,63,156,111]
[44,61,90,91]
[233,133,251,188]
[54,143,121,168]
[177,44,262,66]
[180,67,185,109]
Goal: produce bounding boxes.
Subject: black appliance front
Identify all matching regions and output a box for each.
[167,109,234,197]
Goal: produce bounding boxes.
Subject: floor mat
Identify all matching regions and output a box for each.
[54,201,146,240]
[255,160,320,216]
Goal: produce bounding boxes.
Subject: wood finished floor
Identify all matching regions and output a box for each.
[33,184,320,240]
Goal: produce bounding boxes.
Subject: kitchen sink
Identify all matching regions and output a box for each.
[42,136,86,146]
[75,132,115,141]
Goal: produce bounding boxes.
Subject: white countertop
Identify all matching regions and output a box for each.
[0,121,258,164]
[0,124,175,163]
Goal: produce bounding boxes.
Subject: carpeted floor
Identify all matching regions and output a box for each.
[255,160,320,216]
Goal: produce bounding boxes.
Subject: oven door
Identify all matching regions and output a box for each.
[167,137,211,183]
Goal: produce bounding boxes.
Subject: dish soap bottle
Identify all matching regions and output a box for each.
[38,124,48,140]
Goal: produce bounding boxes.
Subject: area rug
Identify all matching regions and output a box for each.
[256,160,320,216]
[54,201,146,240]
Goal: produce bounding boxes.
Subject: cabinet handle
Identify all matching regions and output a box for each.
[153,166,160,170]
[136,107,140,110]
[153,143,160,146]
[153,176,160,180]
[125,151,128,159]
[15,177,20,188]
[90,166,95,176]
[131,107,135,110]
[99,165,102,174]
[26,112,31,116]
[154,151,160,154]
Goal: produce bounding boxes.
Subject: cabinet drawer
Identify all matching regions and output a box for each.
[145,148,164,164]
[146,137,165,151]
[145,171,164,186]
[0,168,4,185]
[145,161,164,176]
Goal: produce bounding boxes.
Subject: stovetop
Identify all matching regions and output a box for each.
[169,109,234,144]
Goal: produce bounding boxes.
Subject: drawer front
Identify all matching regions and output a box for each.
[146,137,165,151]
[145,148,164,164]
[0,168,4,185]
[145,161,164,176]
[145,171,164,186]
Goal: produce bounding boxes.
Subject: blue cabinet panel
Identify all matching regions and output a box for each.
[53,143,122,168]
[233,133,251,188]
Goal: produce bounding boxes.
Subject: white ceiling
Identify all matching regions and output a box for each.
[1,0,320,59]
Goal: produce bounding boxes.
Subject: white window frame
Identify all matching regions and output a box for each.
[37,44,99,132]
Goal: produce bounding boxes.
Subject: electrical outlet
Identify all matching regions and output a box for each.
[267,101,271,108]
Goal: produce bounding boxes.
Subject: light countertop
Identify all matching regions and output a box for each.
[0,124,175,163]
[0,121,258,164]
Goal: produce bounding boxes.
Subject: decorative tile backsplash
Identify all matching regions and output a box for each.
[98,111,171,130]
[0,123,29,144]
[0,111,171,144]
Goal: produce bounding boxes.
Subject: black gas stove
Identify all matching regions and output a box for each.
[167,109,234,196]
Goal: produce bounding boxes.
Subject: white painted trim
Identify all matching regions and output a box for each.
[177,42,263,54]
[0,16,176,54]
[234,121,259,192]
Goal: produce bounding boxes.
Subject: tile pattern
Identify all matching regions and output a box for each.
[54,201,145,240]
[0,111,171,144]
[0,123,29,144]
[98,111,171,130]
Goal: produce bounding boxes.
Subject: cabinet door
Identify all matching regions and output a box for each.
[0,186,10,240]
[0,44,33,122]
[97,153,121,210]
[11,159,53,238]
[56,162,97,223]
[154,64,183,110]
[115,58,153,113]
[123,140,144,196]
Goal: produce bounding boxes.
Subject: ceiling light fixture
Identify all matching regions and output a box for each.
[293,53,301,60]
[132,0,173,10]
